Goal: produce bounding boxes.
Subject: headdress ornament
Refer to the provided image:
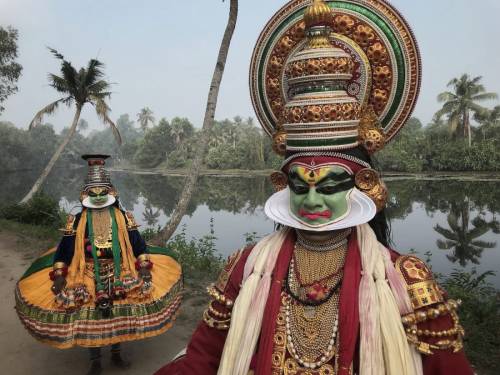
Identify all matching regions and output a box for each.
[250,0,421,156]
[80,154,117,208]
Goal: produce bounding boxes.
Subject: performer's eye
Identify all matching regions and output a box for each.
[288,178,309,195]
[316,178,354,195]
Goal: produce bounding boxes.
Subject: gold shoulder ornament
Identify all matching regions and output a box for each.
[396,255,465,354]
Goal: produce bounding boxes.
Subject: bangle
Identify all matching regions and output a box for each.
[135,258,153,271]
[49,265,68,281]
[137,254,150,262]
[53,262,67,270]
[206,285,234,308]
[401,299,462,326]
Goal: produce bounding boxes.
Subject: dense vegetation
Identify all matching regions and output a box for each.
[1,108,500,174]
[2,75,499,173]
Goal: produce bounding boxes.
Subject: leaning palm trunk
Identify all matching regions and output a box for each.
[21,105,82,203]
[152,0,238,245]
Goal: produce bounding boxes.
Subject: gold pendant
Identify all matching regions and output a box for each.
[303,306,316,320]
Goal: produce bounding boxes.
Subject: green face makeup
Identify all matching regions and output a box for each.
[88,187,109,206]
[288,164,354,226]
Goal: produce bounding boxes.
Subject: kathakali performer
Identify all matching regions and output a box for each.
[155,1,474,374]
[15,155,183,375]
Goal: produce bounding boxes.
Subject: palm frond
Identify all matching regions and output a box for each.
[434,224,458,240]
[59,60,78,92]
[437,91,457,103]
[92,96,122,145]
[48,73,71,94]
[470,240,496,249]
[436,239,455,250]
[85,58,105,86]
[47,47,65,60]
[87,80,112,96]
[28,98,68,129]
[471,92,498,102]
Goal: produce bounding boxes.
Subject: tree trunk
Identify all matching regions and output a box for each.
[151,0,238,245]
[20,105,82,203]
[465,110,471,147]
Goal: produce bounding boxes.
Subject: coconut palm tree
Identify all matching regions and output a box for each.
[170,121,185,147]
[137,107,155,132]
[152,0,238,245]
[435,74,498,147]
[434,200,496,266]
[475,105,500,140]
[20,48,120,203]
[143,202,161,226]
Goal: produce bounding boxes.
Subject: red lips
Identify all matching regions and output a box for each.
[298,209,332,220]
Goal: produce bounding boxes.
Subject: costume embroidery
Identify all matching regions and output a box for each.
[215,249,243,293]
[125,211,139,230]
[61,214,77,236]
[396,255,444,309]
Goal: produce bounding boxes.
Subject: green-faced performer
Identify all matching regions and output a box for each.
[16,155,183,375]
[156,1,473,375]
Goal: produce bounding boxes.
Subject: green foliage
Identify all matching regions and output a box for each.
[0,26,23,113]
[442,269,500,374]
[166,148,189,169]
[134,118,176,168]
[0,192,64,228]
[0,122,57,172]
[142,220,223,282]
[378,116,500,172]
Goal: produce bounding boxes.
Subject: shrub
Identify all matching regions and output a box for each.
[0,192,64,228]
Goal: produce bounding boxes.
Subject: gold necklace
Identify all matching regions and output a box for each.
[91,209,112,248]
[284,242,346,370]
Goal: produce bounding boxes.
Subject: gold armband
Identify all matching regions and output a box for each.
[203,309,231,330]
[137,254,150,262]
[53,262,67,270]
[206,285,234,308]
[59,214,76,236]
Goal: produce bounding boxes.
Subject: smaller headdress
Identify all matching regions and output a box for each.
[80,154,118,208]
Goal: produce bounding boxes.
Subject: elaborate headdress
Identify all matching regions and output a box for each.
[250,0,421,219]
[80,154,118,208]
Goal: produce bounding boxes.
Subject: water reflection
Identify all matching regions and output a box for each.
[434,200,498,266]
[2,169,499,286]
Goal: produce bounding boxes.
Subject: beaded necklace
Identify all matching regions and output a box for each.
[283,238,348,370]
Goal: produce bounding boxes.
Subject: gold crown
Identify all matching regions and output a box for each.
[304,0,333,29]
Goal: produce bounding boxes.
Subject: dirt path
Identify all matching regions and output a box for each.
[0,229,200,375]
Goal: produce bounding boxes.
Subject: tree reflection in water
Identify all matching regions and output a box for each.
[1,169,499,272]
[434,200,498,266]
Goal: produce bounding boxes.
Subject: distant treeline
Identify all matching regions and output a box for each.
[1,112,499,173]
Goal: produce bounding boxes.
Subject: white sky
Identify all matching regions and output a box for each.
[1,0,499,132]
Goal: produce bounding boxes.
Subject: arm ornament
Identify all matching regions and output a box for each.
[401,299,465,354]
[135,254,153,270]
[397,255,465,355]
[59,214,77,236]
[49,262,68,280]
[202,250,243,330]
[396,255,444,309]
[125,211,139,230]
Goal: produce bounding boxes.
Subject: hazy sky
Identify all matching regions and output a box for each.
[1,0,499,133]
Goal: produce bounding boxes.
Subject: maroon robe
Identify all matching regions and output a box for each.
[155,234,473,375]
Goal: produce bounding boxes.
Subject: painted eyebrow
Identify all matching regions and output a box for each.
[317,171,352,185]
[288,171,308,184]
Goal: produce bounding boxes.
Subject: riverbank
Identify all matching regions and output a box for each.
[109,166,500,180]
[0,221,206,375]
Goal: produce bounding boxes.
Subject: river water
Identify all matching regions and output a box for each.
[2,169,499,288]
